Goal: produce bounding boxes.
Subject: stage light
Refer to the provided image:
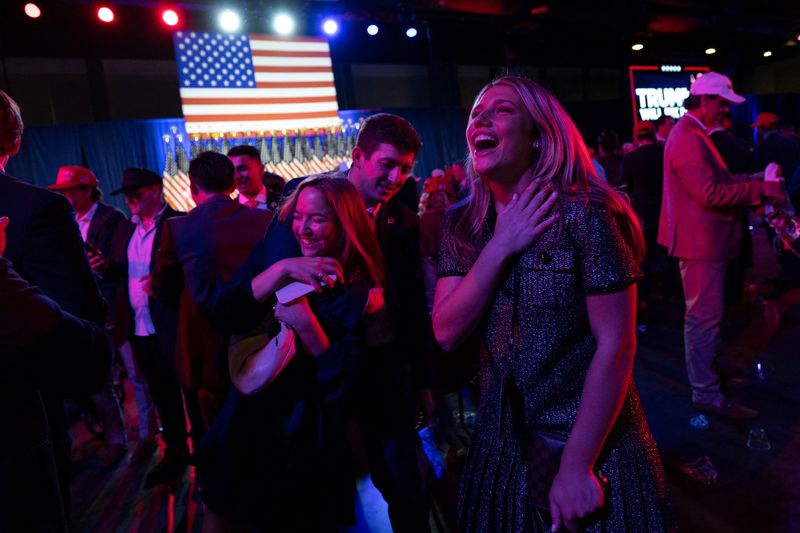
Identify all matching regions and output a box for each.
[406,27,418,38]
[763,50,772,57]
[162,9,179,27]
[322,19,338,36]
[796,33,800,42]
[97,6,115,23]
[273,13,295,35]
[24,3,41,19]
[705,47,716,55]
[218,9,241,33]
[631,43,644,51]
[367,24,379,36]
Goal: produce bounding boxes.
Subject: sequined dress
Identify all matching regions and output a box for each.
[438,199,675,532]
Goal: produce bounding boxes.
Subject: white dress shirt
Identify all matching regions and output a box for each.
[238,185,269,210]
[75,201,99,243]
[127,203,167,337]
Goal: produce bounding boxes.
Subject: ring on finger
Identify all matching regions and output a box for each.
[316,271,325,279]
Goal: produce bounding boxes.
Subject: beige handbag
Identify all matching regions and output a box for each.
[228,316,297,395]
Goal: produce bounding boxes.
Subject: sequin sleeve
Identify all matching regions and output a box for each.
[569,200,643,295]
[437,206,473,278]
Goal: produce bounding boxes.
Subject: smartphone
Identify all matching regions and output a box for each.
[276,275,337,304]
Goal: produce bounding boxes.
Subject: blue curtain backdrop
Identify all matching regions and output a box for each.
[7,118,189,212]
[6,111,466,213]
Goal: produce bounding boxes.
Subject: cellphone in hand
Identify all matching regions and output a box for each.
[276,275,338,304]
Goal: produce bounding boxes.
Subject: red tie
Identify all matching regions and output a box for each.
[247,198,259,208]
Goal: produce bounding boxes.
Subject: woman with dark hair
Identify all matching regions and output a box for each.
[433,76,674,532]
[199,176,386,532]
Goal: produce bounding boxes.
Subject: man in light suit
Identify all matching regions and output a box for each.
[658,72,785,419]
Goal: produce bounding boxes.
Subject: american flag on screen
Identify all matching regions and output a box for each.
[173,31,341,135]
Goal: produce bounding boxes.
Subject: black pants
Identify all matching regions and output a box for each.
[355,344,430,533]
[130,335,189,458]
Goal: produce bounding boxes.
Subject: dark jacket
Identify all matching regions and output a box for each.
[709,129,753,174]
[152,196,272,389]
[1,257,111,532]
[285,175,430,387]
[106,204,183,358]
[0,173,106,323]
[755,131,800,182]
[86,201,126,314]
[0,173,109,532]
[621,142,664,244]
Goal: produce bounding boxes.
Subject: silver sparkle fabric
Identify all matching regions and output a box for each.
[438,199,676,532]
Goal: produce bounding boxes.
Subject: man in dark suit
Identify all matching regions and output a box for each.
[102,168,190,487]
[621,121,672,319]
[152,151,272,437]
[342,116,431,533]
[48,165,129,466]
[708,118,752,174]
[1,241,111,532]
[0,89,109,525]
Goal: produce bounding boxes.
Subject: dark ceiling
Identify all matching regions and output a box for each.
[1,0,798,71]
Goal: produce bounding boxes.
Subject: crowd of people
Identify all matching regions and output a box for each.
[1,70,794,533]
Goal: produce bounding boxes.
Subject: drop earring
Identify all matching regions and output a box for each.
[532,140,542,150]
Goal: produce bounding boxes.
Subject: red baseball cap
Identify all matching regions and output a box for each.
[48,166,98,190]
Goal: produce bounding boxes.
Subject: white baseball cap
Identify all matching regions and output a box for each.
[690,72,745,104]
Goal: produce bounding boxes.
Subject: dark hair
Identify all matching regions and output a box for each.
[227,144,261,161]
[597,130,620,154]
[635,130,656,143]
[262,171,286,193]
[683,94,717,110]
[90,186,102,202]
[189,151,235,193]
[280,175,385,287]
[0,90,23,156]
[356,113,421,158]
[654,115,672,128]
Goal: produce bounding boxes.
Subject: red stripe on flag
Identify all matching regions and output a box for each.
[182,96,337,105]
[254,66,332,73]
[256,81,335,89]
[184,110,339,122]
[251,50,331,58]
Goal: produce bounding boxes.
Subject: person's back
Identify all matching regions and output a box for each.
[710,129,752,174]
[755,131,800,184]
[623,142,664,236]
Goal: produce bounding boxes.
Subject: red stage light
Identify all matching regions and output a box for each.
[24,3,41,18]
[97,6,115,23]
[162,9,179,27]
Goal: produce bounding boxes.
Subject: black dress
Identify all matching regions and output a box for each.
[438,199,675,532]
[197,282,370,532]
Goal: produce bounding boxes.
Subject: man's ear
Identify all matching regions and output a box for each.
[351,146,363,166]
[9,137,21,157]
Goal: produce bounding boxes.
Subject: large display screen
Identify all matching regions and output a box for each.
[629,65,710,122]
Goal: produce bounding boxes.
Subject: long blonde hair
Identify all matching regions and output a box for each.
[446,76,644,264]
